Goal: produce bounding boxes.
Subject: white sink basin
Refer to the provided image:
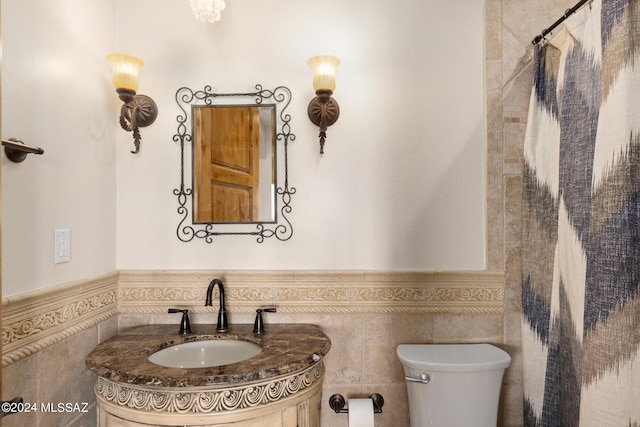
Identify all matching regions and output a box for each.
[148,340,262,368]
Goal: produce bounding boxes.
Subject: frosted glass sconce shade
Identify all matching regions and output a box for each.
[308,55,340,92]
[307,55,341,154]
[106,53,143,93]
[106,53,158,154]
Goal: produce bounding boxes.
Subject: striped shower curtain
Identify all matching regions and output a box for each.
[521,0,640,426]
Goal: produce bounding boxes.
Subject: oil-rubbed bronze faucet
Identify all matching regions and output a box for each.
[168,308,192,334]
[253,308,277,334]
[205,278,229,332]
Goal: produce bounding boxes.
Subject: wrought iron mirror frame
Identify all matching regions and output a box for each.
[173,84,296,243]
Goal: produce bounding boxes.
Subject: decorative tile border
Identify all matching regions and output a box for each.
[2,269,504,366]
[118,270,505,315]
[2,272,119,367]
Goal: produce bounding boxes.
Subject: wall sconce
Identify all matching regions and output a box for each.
[307,55,340,154]
[106,53,158,154]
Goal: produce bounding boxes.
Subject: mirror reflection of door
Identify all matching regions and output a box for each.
[194,107,260,222]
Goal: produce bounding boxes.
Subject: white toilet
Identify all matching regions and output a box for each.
[396,343,511,427]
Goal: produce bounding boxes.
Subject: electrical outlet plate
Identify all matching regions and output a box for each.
[54,229,71,264]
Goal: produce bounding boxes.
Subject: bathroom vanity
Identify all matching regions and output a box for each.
[86,324,331,426]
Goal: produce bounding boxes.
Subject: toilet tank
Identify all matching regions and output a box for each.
[396,344,511,427]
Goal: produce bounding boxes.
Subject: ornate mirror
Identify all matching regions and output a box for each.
[174,84,295,242]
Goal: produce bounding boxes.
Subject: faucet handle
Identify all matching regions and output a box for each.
[253,308,276,334]
[168,308,192,334]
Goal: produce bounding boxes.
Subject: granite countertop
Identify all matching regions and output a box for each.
[86,323,331,388]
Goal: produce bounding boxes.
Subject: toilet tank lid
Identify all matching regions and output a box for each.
[396,344,511,372]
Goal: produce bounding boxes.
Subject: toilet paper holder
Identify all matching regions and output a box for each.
[329,393,384,414]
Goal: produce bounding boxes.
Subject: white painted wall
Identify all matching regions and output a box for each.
[115,0,485,270]
[1,0,117,296]
[2,0,484,296]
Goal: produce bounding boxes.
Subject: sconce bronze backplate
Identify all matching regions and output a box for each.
[117,89,158,154]
[308,90,339,154]
[122,95,158,128]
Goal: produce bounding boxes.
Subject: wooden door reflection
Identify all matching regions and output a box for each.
[193,107,260,222]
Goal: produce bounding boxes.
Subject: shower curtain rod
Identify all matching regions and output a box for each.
[532,0,590,44]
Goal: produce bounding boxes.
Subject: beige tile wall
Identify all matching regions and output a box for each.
[2,273,119,427]
[117,270,506,427]
[3,270,507,427]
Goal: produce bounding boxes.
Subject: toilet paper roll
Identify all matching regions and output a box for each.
[348,398,374,427]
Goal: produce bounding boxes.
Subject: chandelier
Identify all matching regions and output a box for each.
[189,0,226,23]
